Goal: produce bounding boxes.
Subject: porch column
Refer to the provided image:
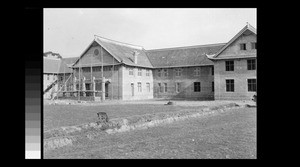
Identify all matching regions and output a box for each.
[73,77,77,97]
[102,77,105,101]
[82,77,86,97]
[93,77,96,98]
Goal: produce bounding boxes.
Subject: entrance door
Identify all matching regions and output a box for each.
[105,83,108,97]
[131,83,134,96]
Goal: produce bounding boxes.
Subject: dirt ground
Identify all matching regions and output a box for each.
[44,104,256,159]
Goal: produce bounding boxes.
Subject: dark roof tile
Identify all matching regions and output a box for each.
[145,43,225,68]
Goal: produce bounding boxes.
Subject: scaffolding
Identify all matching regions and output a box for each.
[51,44,118,102]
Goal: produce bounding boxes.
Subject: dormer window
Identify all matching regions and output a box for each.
[240,43,246,50]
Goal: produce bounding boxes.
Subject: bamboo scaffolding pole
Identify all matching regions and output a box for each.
[78,56,81,102]
[51,59,61,100]
[101,46,104,101]
[53,73,73,101]
[90,50,93,99]
[112,56,114,100]
[63,60,65,92]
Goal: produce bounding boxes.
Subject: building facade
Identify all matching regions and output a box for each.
[71,37,154,101]
[208,24,257,100]
[44,23,257,101]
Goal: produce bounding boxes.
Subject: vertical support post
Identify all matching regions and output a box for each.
[78,66,81,101]
[93,77,96,98]
[102,77,105,101]
[73,76,77,97]
[64,76,67,92]
[90,51,93,100]
[83,77,86,97]
[112,58,114,100]
[101,46,104,102]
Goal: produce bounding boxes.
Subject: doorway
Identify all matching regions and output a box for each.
[131,83,134,96]
[105,83,109,98]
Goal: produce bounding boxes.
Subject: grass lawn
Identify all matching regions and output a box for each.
[44,107,256,159]
[43,103,205,131]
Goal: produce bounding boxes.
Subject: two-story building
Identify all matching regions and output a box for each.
[46,23,256,101]
[207,23,257,100]
[146,43,225,100]
[71,35,154,101]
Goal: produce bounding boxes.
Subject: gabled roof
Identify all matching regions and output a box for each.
[145,43,226,68]
[44,57,73,74]
[95,36,153,68]
[73,36,153,68]
[62,57,79,67]
[211,23,257,59]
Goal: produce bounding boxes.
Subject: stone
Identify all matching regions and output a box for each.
[97,112,108,123]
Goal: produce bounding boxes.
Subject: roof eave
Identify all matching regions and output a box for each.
[208,55,256,60]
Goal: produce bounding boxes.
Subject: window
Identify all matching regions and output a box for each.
[164,83,167,92]
[85,83,91,90]
[240,43,246,50]
[175,83,180,93]
[247,59,256,70]
[146,70,150,76]
[194,82,201,92]
[93,66,101,72]
[157,69,162,77]
[163,69,168,77]
[158,83,163,93]
[146,83,150,92]
[138,82,142,92]
[251,42,257,49]
[103,66,111,71]
[138,68,142,76]
[175,68,182,76]
[194,67,200,76]
[212,82,214,92]
[94,49,99,55]
[226,79,234,92]
[248,79,256,92]
[129,68,134,75]
[225,61,234,71]
[82,67,91,72]
[113,66,118,71]
[211,66,214,75]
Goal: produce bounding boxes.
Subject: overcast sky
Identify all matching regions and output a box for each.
[44,8,256,58]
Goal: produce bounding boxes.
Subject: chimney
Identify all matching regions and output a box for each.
[133,51,139,64]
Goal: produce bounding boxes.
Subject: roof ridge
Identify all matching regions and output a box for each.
[94,35,144,50]
[146,43,226,52]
